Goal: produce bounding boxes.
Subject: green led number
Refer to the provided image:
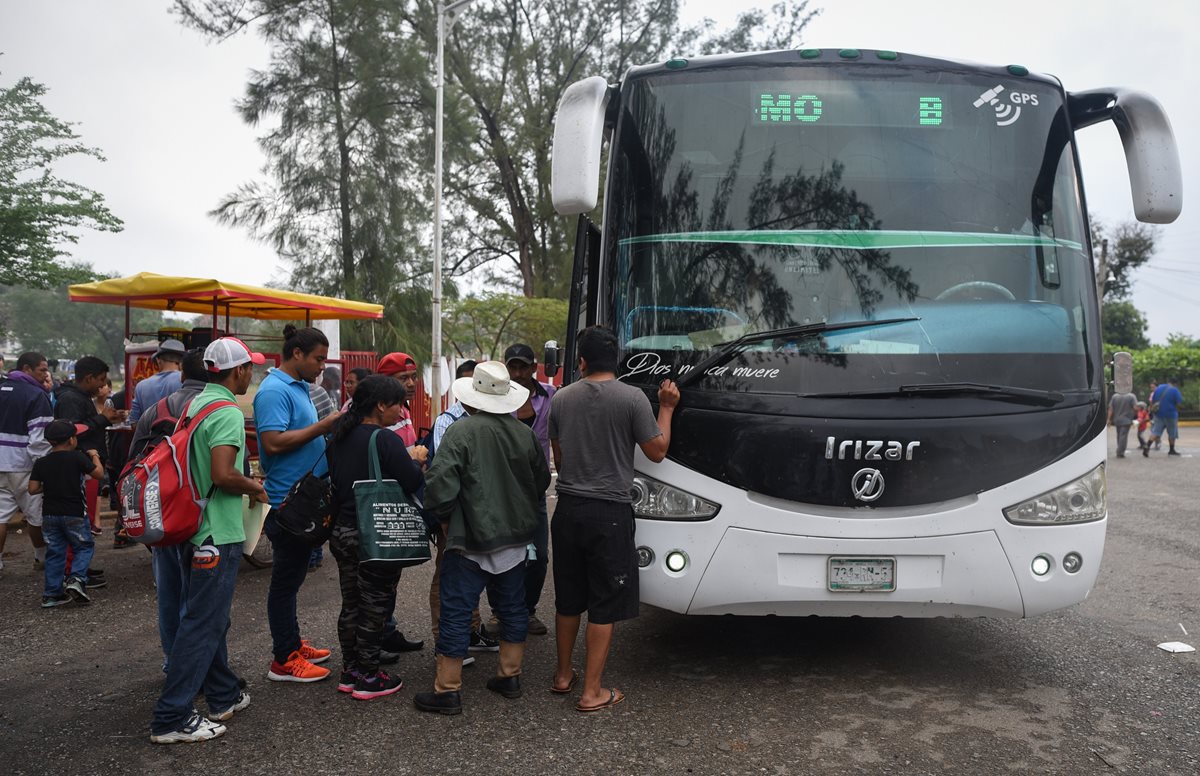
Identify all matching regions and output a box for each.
[759,93,823,123]
[918,96,943,126]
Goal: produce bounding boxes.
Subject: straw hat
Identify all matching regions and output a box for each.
[453,360,529,414]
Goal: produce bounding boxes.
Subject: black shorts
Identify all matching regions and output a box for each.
[551,493,640,624]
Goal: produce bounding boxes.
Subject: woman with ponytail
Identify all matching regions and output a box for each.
[327,376,424,700]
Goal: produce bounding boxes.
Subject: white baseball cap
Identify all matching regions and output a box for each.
[203,337,266,372]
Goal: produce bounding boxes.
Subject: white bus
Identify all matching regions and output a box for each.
[548,48,1181,617]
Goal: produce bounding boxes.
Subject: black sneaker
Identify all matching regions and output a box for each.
[378,650,401,666]
[469,627,499,652]
[351,670,404,700]
[65,576,91,604]
[381,630,424,653]
[85,573,108,589]
[41,594,70,608]
[1168,450,1181,456]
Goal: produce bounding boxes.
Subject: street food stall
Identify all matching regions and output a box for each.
[68,272,383,563]
[68,271,383,404]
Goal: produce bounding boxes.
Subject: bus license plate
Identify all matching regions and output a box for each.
[828,557,895,592]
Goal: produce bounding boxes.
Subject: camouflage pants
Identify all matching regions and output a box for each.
[329,524,403,672]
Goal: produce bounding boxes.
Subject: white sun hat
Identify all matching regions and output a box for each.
[453,360,529,414]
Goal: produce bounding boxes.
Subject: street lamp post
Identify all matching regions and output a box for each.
[431,0,474,424]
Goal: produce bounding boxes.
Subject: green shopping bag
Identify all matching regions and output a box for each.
[354,429,432,567]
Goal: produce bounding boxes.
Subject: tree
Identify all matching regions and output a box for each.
[1091,217,1158,302]
[412,0,819,297]
[1166,332,1200,349]
[173,0,432,354]
[1102,300,1149,350]
[0,73,122,288]
[443,293,568,360]
[0,281,170,374]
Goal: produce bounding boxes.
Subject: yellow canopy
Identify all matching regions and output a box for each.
[68,272,383,321]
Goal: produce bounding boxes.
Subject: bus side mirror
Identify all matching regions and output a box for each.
[1113,351,1133,394]
[1069,89,1182,224]
[543,340,560,379]
[551,77,611,215]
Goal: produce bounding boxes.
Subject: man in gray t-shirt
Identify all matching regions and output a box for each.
[1107,391,1138,458]
[549,379,663,502]
[548,326,679,713]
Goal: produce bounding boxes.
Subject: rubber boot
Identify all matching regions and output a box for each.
[486,641,524,698]
[413,655,463,715]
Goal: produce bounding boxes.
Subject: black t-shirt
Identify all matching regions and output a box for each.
[328,423,424,527]
[30,450,93,517]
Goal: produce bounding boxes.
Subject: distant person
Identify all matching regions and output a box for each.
[255,325,339,683]
[375,352,421,448]
[342,367,372,412]
[129,339,187,423]
[0,351,54,572]
[1136,402,1151,452]
[414,361,551,715]
[1146,377,1184,457]
[149,338,269,745]
[93,378,114,416]
[327,376,424,700]
[549,326,678,712]
[321,366,341,409]
[29,420,105,607]
[503,343,556,636]
[53,356,123,534]
[1107,387,1137,458]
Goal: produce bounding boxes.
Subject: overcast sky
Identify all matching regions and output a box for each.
[2,0,1196,341]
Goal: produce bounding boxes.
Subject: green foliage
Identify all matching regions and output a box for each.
[444,294,568,361]
[0,283,171,373]
[1166,332,1200,349]
[1090,217,1157,301]
[1101,300,1149,350]
[1104,342,1200,411]
[0,74,122,289]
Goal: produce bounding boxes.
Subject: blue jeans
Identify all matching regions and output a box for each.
[524,496,549,615]
[436,551,527,658]
[152,547,184,668]
[42,515,94,598]
[263,509,314,663]
[150,540,242,734]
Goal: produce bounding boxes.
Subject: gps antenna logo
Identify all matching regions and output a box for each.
[974,84,1021,127]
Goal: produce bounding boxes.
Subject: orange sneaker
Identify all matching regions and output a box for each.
[267,651,330,683]
[298,639,331,665]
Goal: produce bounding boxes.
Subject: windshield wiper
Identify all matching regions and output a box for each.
[812,382,1066,405]
[673,317,920,389]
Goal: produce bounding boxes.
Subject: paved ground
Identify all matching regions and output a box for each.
[0,429,1196,775]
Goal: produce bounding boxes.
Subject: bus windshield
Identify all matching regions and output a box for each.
[607,65,1097,397]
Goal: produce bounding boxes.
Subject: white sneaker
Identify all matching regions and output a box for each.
[150,712,227,744]
[207,691,251,722]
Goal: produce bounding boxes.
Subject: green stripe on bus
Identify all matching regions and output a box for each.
[619,230,1083,251]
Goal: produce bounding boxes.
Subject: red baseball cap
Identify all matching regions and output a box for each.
[377,352,417,376]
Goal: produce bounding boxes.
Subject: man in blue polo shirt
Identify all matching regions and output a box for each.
[255,325,340,683]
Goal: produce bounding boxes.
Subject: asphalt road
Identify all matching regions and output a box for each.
[0,429,1196,775]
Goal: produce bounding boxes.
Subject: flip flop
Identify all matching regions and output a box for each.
[549,668,579,695]
[576,688,625,713]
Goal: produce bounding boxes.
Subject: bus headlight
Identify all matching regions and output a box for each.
[631,475,720,520]
[1003,465,1106,525]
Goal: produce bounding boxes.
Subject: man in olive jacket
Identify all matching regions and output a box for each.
[414,361,551,715]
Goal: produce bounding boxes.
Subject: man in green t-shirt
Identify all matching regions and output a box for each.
[150,338,269,745]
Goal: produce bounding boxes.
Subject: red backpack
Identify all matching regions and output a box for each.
[119,400,239,546]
